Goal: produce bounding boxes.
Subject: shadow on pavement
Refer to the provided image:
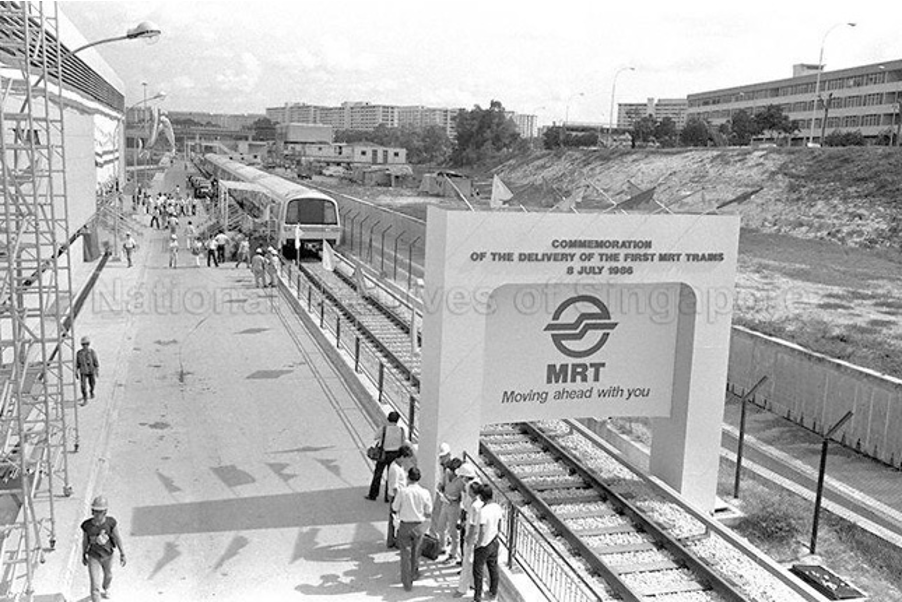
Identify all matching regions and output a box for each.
[130,486,384,536]
[293,534,459,601]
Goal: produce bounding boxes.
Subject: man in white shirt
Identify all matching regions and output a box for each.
[386,445,413,549]
[472,486,503,602]
[454,476,483,598]
[122,232,137,268]
[391,467,432,591]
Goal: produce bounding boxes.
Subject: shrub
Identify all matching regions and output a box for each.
[824,130,866,147]
[737,489,805,547]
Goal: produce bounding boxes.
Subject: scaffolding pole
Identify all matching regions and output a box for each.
[0,1,76,597]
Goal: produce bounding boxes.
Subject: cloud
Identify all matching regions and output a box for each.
[169,75,195,90]
[319,39,377,72]
[214,52,262,91]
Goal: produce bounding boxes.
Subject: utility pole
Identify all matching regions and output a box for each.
[807,23,856,146]
[819,92,834,145]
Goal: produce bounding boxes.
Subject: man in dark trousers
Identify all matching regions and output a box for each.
[81,495,126,602]
[391,467,432,592]
[472,485,503,601]
[75,335,99,406]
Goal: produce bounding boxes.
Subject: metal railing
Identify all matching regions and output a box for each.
[277,261,420,438]
[277,259,604,602]
[464,451,602,602]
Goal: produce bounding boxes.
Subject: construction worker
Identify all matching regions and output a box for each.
[75,336,99,405]
[81,495,126,602]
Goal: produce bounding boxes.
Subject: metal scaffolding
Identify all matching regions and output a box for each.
[0,1,76,597]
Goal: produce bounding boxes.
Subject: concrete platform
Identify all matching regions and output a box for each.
[30,169,470,601]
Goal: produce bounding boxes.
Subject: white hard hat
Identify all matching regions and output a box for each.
[439,442,451,456]
[91,495,108,511]
[457,464,477,479]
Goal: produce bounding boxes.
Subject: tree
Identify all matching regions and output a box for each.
[654,117,678,148]
[729,109,758,146]
[680,117,710,147]
[824,130,866,146]
[334,124,451,164]
[542,126,564,149]
[251,117,276,141]
[414,125,452,164]
[451,100,521,166]
[630,114,657,147]
[753,104,798,141]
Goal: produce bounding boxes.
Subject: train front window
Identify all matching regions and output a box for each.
[285,198,337,225]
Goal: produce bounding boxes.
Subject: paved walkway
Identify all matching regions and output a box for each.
[721,399,902,545]
[34,167,463,601]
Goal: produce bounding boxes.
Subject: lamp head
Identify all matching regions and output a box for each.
[126,22,161,44]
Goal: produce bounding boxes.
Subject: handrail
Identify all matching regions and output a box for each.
[463,449,602,602]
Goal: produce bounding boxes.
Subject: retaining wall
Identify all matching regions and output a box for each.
[728,325,902,468]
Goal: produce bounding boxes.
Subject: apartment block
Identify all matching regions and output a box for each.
[398,105,462,138]
[617,98,688,129]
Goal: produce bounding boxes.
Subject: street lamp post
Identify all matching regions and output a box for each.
[807,22,855,146]
[70,21,161,55]
[608,67,635,147]
[562,93,584,148]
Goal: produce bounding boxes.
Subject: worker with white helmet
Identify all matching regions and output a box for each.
[81,495,126,601]
[75,335,99,405]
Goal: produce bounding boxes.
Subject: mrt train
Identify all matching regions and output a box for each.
[201,153,341,256]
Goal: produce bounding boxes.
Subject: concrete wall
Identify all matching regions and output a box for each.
[728,325,902,467]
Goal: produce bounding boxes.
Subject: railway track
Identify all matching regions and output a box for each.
[298,260,420,381]
[481,422,751,602]
[279,257,815,602]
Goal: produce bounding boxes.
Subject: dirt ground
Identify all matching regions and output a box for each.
[324,168,902,378]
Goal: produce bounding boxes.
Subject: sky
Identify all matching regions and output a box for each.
[60,1,902,127]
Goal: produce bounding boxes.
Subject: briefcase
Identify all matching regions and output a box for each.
[420,533,441,560]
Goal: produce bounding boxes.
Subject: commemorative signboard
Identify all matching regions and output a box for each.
[419,208,740,511]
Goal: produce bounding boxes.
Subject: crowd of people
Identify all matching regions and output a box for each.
[126,184,284,285]
[367,415,502,600]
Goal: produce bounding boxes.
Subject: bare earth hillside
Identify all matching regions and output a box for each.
[498,147,902,249]
[323,146,902,378]
[490,147,902,377]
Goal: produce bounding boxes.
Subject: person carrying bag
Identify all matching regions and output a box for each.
[365,411,406,501]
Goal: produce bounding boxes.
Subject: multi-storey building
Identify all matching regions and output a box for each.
[266,101,463,137]
[342,101,399,130]
[617,98,688,129]
[166,111,264,129]
[398,105,462,138]
[506,112,539,138]
[687,59,902,143]
[266,103,325,125]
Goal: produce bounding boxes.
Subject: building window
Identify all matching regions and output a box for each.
[826,78,845,91]
[862,114,881,127]
[393,151,399,157]
[865,71,887,86]
[844,95,862,108]
[864,93,883,107]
